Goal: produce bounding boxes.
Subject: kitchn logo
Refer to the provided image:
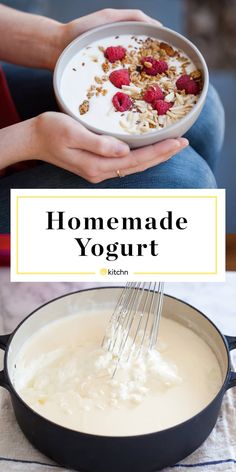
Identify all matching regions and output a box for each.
[100,268,129,276]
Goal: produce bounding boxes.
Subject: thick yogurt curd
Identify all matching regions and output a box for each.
[13,311,222,436]
[60,34,202,135]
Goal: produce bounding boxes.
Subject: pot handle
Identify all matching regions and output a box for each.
[0,333,11,390]
[225,335,236,351]
[225,335,236,390]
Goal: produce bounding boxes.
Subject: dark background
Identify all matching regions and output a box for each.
[2,0,236,232]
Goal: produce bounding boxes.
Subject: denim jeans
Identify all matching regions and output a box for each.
[0,65,225,232]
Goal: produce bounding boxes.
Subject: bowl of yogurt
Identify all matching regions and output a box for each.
[54,22,209,148]
[0,287,235,472]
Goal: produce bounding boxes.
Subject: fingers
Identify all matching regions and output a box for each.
[129,138,189,168]
[119,138,189,176]
[71,125,130,158]
[75,9,162,33]
[92,138,188,173]
[99,9,162,26]
[103,138,189,180]
[74,138,188,183]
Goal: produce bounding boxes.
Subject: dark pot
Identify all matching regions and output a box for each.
[0,287,235,472]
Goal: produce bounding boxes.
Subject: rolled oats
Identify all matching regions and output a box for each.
[76,35,202,134]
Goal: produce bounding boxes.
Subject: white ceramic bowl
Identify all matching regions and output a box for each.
[54,22,209,149]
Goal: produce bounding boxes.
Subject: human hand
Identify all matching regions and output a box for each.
[33,112,188,183]
[0,5,162,73]
[52,9,162,70]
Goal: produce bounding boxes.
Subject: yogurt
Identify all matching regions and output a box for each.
[13,311,222,436]
[60,34,202,135]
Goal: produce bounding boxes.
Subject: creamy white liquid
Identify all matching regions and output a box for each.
[13,312,222,436]
[60,34,199,135]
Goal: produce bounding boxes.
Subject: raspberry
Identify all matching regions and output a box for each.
[104,46,126,63]
[153,99,173,115]
[176,74,190,90]
[109,69,130,88]
[185,80,199,95]
[112,92,133,112]
[143,85,164,103]
[141,56,168,76]
[176,74,199,95]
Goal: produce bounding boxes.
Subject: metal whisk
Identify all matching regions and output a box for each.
[102,282,164,376]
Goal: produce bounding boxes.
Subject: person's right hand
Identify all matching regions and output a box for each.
[50,9,162,70]
[33,112,189,183]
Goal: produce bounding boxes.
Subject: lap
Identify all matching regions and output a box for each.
[185,84,225,171]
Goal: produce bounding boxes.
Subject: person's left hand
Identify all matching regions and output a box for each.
[51,8,162,70]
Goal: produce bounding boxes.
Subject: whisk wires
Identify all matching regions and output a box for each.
[102,282,164,376]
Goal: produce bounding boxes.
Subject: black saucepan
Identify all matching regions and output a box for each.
[0,287,235,472]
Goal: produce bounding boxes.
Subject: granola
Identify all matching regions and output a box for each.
[61,34,203,135]
[79,100,90,115]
